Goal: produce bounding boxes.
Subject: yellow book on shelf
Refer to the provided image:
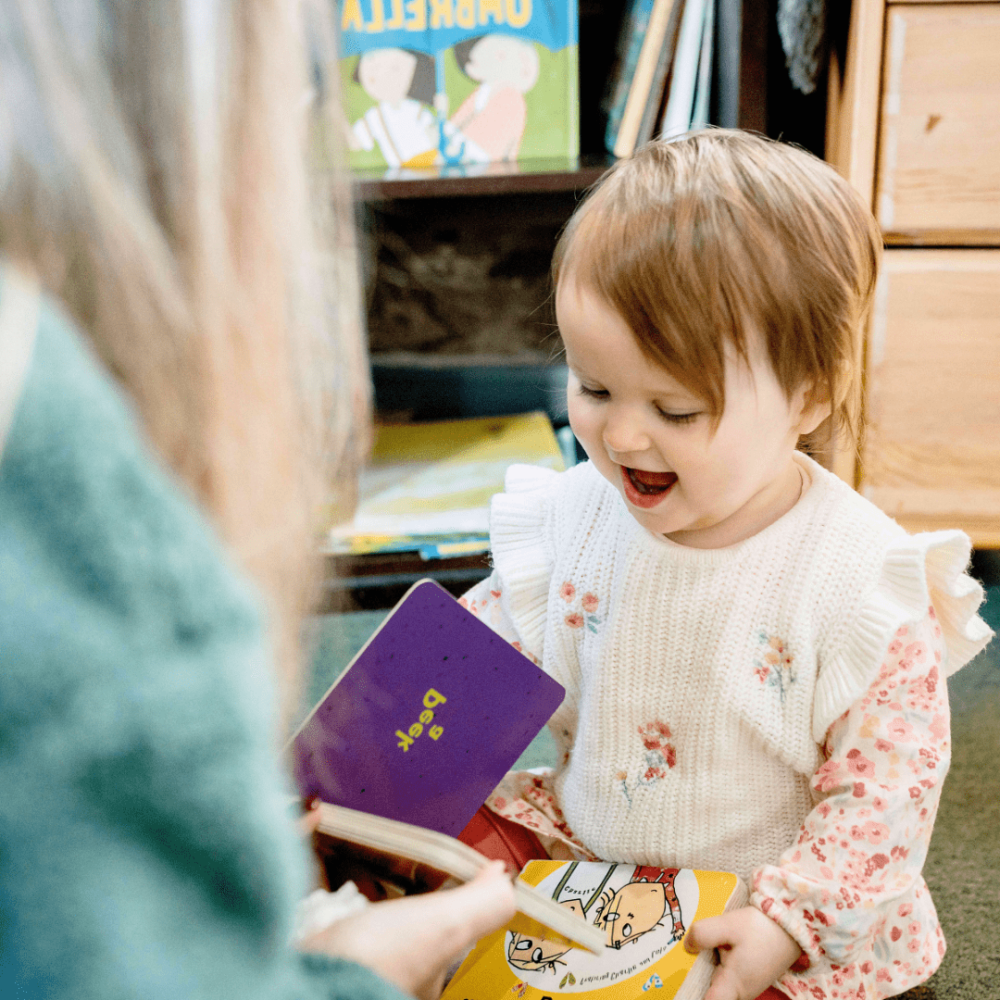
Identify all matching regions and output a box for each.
[328,412,564,547]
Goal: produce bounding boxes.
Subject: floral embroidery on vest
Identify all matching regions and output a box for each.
[616,720,677,806]
[560,581,602,633]
[753,632,796,702]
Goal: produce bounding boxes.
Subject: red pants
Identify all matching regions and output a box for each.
[456,804,548,869]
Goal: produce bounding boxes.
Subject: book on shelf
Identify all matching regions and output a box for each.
[633,0,687,154]
[442,859,748,1000]
[608,0,685,158]
[326,411,564,558]
[658,0,714,140]
[602,0,654,155]
[689,0,715,132]
[336,0,579,176]
[604,0,720,158]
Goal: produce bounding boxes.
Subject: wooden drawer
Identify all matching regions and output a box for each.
[876,4,1000,244]
[861,250,1000,543]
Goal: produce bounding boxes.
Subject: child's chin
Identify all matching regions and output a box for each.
[628,506,678,536]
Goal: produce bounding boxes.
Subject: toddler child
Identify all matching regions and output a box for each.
[460,130,993,1000]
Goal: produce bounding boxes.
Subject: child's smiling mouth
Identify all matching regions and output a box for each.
[621,467,678,509]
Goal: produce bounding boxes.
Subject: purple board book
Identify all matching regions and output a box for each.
[292,579,565,837]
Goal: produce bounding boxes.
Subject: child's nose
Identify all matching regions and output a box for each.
[602,407,650,457]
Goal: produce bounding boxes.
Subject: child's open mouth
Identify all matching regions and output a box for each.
[621,467,678,509]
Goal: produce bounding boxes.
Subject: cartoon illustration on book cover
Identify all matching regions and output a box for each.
[447,34,540,162]
[506,863,687,980]
[595,866,686,950]
[499,861,702,996]
[337,0,578,173]
[444,859,745,998]
[442,861,747,1000]
[351,48,439,167]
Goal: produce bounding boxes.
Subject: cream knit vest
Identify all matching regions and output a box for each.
[489,456,990,880]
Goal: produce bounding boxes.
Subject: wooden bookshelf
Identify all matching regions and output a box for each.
[351,155,614,201]
[329,1,815,608]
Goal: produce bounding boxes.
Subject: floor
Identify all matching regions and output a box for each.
[304,551,1000,999]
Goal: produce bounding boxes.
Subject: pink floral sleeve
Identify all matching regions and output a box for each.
[752,608,950,998]
[458,571,533,657]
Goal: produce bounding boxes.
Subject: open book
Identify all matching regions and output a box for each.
[291,579,565,838]
[313,801,604,954]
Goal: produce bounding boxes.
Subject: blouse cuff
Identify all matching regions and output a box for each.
[750,876,826,969]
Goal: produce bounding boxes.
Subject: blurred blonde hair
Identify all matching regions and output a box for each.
[0,0,370,720]
[553,129,882,452]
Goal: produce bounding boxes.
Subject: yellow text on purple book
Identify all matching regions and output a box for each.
[395,688,447,751]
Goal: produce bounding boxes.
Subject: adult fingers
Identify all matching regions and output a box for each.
[438,861,517,947]
[298,797,323,836]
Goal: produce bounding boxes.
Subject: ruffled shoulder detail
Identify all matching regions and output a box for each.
[813,529,993,741]
[488,463,564,660]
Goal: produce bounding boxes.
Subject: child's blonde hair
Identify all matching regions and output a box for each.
[553,129,882,447]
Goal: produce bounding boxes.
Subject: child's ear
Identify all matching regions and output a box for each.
[793,380,833,436]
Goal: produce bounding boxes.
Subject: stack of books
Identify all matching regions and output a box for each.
[326,411,565,560]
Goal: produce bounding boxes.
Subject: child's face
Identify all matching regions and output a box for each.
[557,279,816,549]
[358,49,418,104]
[465,35,539,92]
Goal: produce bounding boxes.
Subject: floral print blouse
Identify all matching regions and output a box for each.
[461,574,958,1000]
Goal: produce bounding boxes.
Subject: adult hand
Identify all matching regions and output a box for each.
[684,905,802,1000]
[299,860,516,1000]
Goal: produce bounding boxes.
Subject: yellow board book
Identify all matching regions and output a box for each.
[443,860,747,1000]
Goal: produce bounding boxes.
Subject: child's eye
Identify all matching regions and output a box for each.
[577,383,609,400]
[656,409,700,425]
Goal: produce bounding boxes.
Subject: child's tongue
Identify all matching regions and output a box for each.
[628,468,677,493]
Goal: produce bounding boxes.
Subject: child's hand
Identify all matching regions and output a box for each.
[684,905,802,1000]
[298,861,516,1000]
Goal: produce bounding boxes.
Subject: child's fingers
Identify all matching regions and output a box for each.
[684,914,734,954]
[702,965,743,1000]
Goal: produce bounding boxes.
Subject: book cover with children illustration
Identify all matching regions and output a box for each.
[443,860,747,999]
[336,0,578,173]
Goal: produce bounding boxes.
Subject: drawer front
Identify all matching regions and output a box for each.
[877,4,1000,244]
[862,250,1000,544]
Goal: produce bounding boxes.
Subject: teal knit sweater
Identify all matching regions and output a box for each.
[0,268,408,1000]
